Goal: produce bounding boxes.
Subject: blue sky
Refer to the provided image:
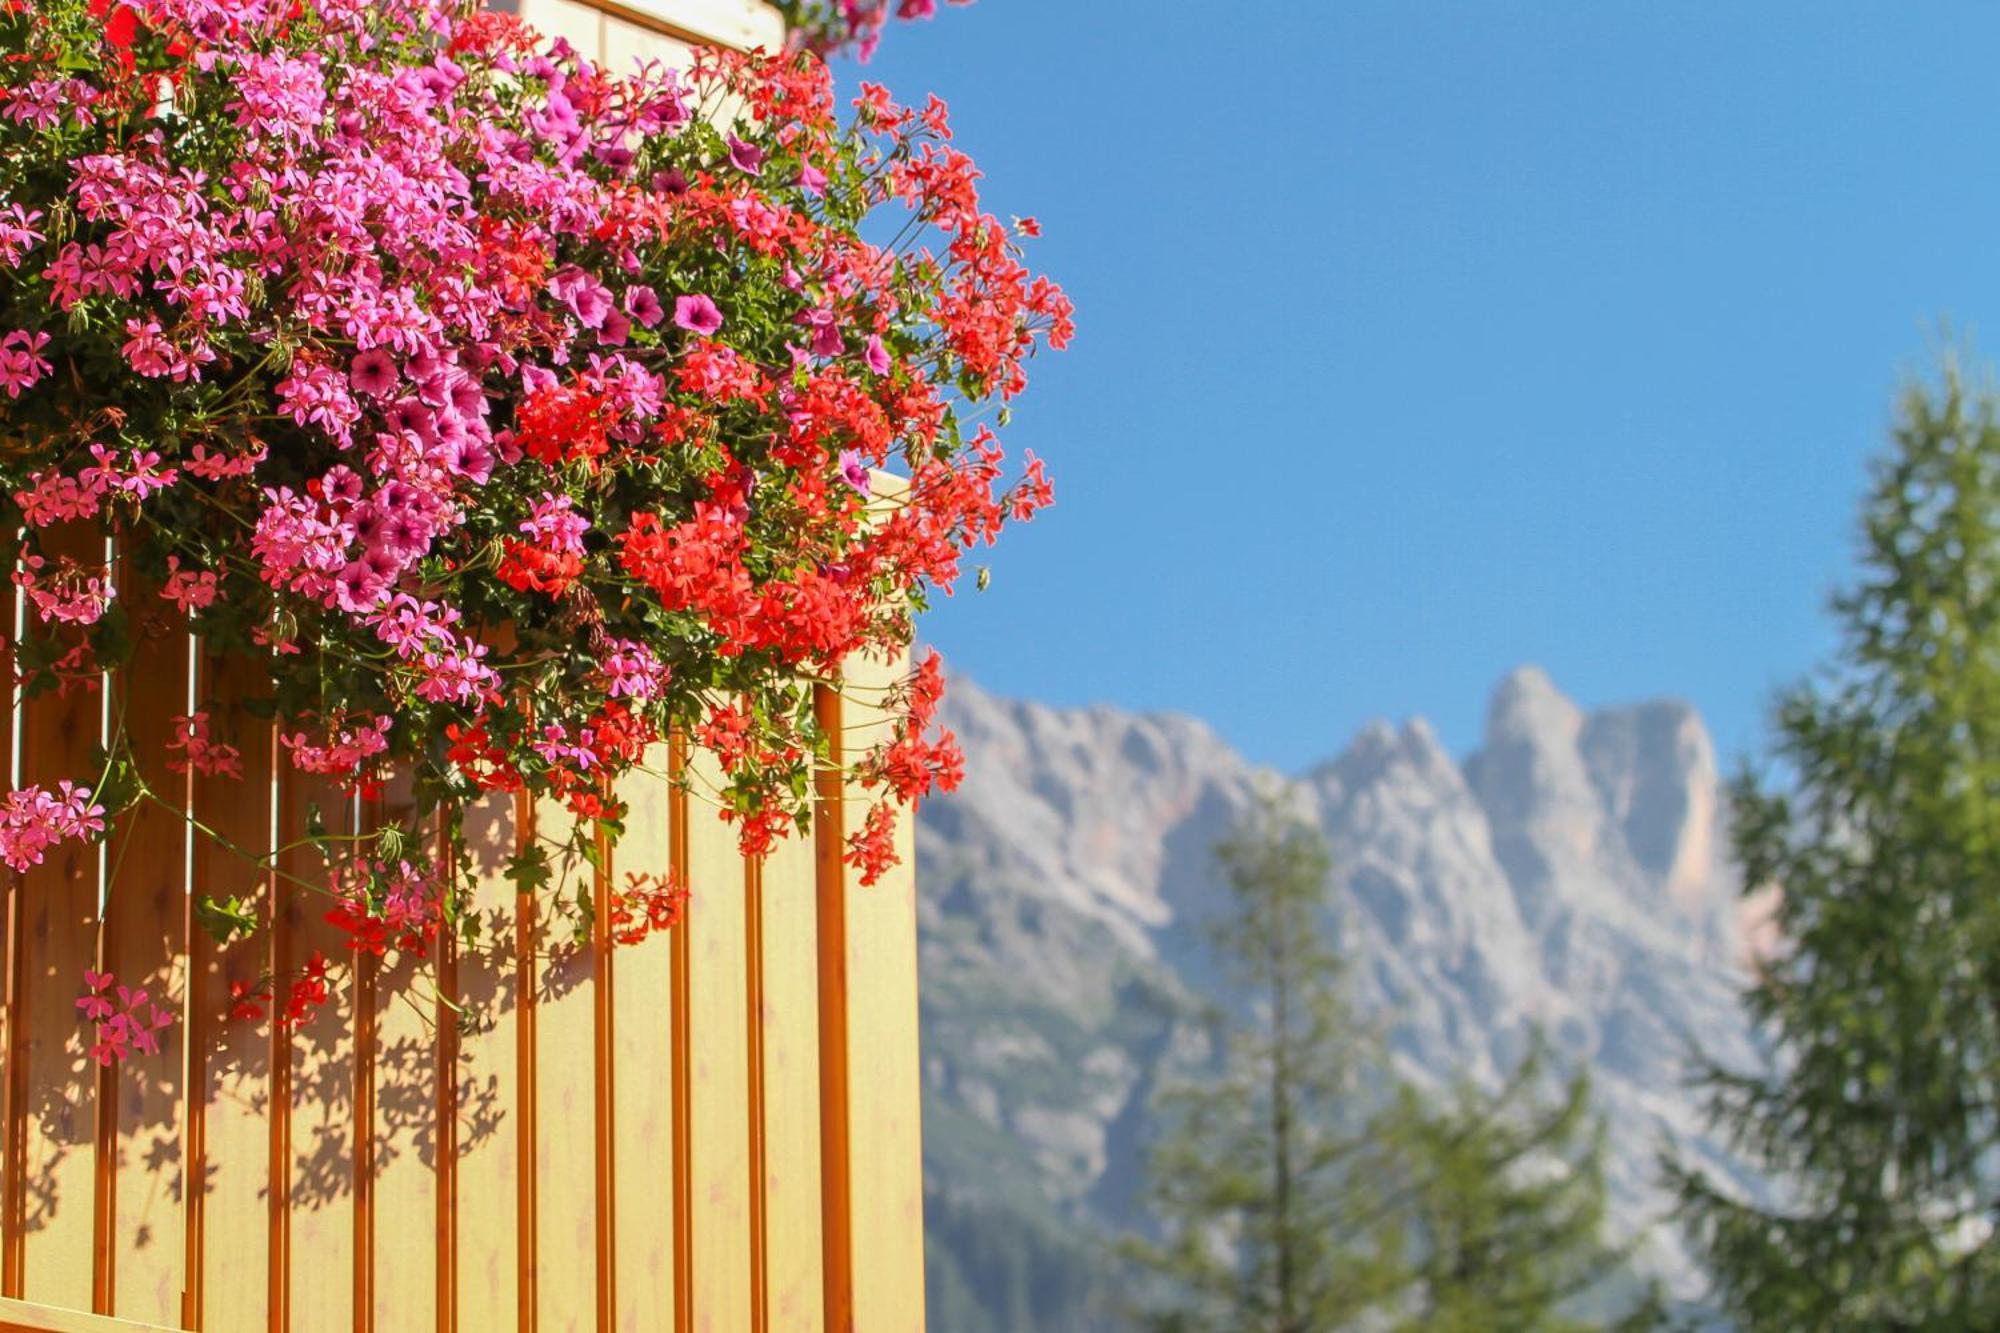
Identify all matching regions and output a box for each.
[854,2,2000,772]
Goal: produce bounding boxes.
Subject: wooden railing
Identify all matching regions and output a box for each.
[0,585,924,1332]
[0,3,930,1326]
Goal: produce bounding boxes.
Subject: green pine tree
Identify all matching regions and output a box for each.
[1125,790,1406,1332]
[1129,794,1662,1332]
[1380,1047,1667,1333]
[1671,358,2000,1329]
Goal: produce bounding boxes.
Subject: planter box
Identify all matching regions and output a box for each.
[0,6,927,1332]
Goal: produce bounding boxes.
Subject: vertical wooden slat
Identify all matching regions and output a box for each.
[669,743,693,1333]
[753,816,823,1333]
[367,780,439,1332]
[592,801,616,1333]
[13,523,107,1312]
[450,790,525,1333]
[185,649,275,1333]
[278,773,356,1333]
[0,569,19,1299]
[610,751,676,1333]
[531,798,597,1333]
[101,566,187,1325]
[432,809,458,1333]
[684,748,752,1333]
[811,685,851,1333]
[829,643,927,1333]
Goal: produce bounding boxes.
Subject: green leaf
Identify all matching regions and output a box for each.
[194,894,259,946]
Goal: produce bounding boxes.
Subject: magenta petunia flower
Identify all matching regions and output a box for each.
[624,285,665,329]
[839,449,871,498]
[674,294,723,336]
[727,135,765,175]
[349,348,398,397]
[865,334,891,376]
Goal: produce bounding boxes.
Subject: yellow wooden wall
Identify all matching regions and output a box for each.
[0,605,926,1333]
[0,10,932,1330]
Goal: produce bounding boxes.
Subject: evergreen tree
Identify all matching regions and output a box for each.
[1126,790,1405,1332]
[1381,1047,1666,1333]
[1130,794,1662,1332]
[1671,360,2000,1328]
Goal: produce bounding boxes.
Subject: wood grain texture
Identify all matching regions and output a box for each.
[529,798,598,1333]
[609,751,677,1333]
[101,566,187,1327]
[14,524,107,1313]
[366,780,439,1333]
[684,747,752,1333]
[0,1293,180,1332]
[449,790,526,1333]
[183,650,275,1333]
[596,0,783,49]
[277,775,355,1333]
[831,642,927,1333]
[753,805,823,1333]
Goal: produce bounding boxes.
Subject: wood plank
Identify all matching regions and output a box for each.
[753,810,823,1333]
[600,13,695,76]
[609,754,676,1333]
[831,644,927,1333]
[14,523,108,1312]
[277,773,356,1333]
[811,686,851,1333]
[183,650,275,1333]
[100,569,187,1326]
[0,1293,180,1332]
[684,746,751,1333]
[669,742,693,1333]
[366,781,439,1332]
[594,0,783,51]
[0,571,19,1298]
[530,797,598,1333]
[517,0,605,56]
[449,790,526,1333]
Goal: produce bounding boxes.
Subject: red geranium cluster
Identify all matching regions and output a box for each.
[609,871,692,946]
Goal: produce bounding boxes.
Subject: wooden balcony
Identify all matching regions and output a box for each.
[0,5,927,1330]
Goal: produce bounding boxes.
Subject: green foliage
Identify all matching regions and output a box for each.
[1671,358,2000,1329]
[1379,1046,1666,1333]
[1128,793,1656,1332]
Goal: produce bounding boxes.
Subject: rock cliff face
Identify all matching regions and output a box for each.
[918,667,1761,1327]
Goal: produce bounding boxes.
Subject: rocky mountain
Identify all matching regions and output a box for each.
[917,665,1764,1331]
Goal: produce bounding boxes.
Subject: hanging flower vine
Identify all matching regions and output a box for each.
[0,0,1068,1047]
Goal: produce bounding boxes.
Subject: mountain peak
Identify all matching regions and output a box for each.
[1486,664,1585,746]
[920,670,1757,1300]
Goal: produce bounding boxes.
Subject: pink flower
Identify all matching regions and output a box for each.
[727,135,765,175]
[839,449,872,498]
[76,969,174,1067]
[0,329,52,397]
[797,305,844,358]
[0,780,106,872]
[167,712,243,779]
[550,265,614,329]
[162,557,219,612]
[350,349,398,397]
[865,334,891,375]
[674,294,723,335]
[624,285,665,328]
